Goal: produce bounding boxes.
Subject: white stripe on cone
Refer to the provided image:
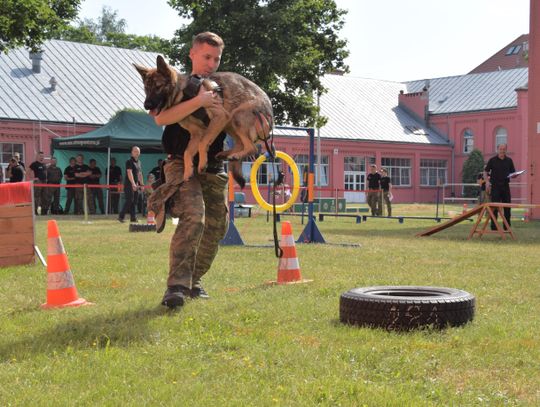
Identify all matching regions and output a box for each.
[281,235,295,246]
[279,257,300,270]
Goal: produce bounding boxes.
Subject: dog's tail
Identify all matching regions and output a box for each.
[229,160,246,189]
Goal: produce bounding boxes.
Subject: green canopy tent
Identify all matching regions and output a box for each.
[51,110,166,215]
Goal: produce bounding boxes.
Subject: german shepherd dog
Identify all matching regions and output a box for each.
[134,55,273,187]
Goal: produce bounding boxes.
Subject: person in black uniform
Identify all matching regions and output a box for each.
[73,154,92,215]
[380,168,392,217]
[118,146,144,223]
[7,157,25,182]
[106,157,122,214]
[63,157,77,214]
[149,159,163,184]
[29,152,47,215]
[366,164,382,216]
[484,144,517,230]
[88,159,105,214]
[45,157,63,214]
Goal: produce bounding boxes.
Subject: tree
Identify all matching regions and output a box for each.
[462,149,485,197]
[56,6,171,54]
[0,0,81,53]
[167,0,349,127]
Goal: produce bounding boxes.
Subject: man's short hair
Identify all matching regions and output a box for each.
[192,32,224,50]
[89,159,96,164]
[76,154,83,158]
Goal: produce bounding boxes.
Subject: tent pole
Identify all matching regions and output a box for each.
[105,147,111,215]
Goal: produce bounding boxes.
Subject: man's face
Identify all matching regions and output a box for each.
[37,153,44,162]
[498,144,507,158]
[132,147,140,159]
[370,166,377,174]
[189,42,222,77]
[76,155,83,164]
[89,161,96,168]
[110,159,116,166]
[51,158,57,166]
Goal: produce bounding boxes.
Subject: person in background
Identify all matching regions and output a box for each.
[29,152,48,215]
[118,146,144,223]
[88,159,105,214]
[476,171,489,205]
[63,157,77,214]
[484,143,517,230]
[366,164,382,216]
[149,159,163,186]
[45,157,63,214]
[73,154,92,215]
[380,168,392,217]
[7,157,25,182]
[14,152,25,170]
[107,157,122,214]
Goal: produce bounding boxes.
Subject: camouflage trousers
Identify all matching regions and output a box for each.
[148,158,229,289]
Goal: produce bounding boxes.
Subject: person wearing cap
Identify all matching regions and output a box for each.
[366,164,382,216]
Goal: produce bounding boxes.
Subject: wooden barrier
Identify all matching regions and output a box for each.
[0,182,35,267]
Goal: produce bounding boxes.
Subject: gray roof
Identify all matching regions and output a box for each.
[0,40,158,124]
[406,68,528,115]
[318,75,449,145]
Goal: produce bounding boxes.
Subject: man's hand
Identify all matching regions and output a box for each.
[198,87,222,108]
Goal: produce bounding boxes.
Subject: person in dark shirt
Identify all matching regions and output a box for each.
[106,157,122,214]
[149,159,163,185]
[63,157,77,214]
[7,157,25,182]
[476,171,489,205]
[119,146,144,223]
[366,164,382,216]
[73,154,92,215]
[45,157,64,214]
[29,152,47,215]
[380,168,392,217]
[88,159,105,214]
[14,152,25,170]
[484,143,517,230]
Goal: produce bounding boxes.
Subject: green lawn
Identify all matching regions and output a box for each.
[1,204,539,406]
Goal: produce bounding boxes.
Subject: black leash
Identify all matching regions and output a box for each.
[263,136,283,259]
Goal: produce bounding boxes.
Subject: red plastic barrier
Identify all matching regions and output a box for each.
[0,181,33,206]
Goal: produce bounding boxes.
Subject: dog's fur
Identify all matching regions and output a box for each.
[134,55,273,187]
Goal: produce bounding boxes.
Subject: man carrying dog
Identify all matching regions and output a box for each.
[149,32,229,308]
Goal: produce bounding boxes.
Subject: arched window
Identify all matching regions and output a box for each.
[495,127,508,151]
[463,129,474,153]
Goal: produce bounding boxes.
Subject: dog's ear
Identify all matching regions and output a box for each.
[156,55,171,75]
[133,63,149,80]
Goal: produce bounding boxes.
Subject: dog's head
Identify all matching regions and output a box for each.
[133,55,181,116]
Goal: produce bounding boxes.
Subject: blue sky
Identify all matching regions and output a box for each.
[78,0,530,82]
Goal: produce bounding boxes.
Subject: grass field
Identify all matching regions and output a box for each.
[1,204,539,406]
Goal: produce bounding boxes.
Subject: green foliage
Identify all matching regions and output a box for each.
[0,0,81,53]
[55,6,172,54]
[167,0,350,127]
[1,207,539,405]
[462,148,485,197]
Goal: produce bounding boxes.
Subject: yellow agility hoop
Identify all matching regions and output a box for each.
[250,151,300,212]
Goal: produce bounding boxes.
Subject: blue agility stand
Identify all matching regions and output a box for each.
[220,188,245,246]
[289,127,325,244]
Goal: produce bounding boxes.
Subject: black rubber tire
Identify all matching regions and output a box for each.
[129,224,157,232]
[340,286,475,331]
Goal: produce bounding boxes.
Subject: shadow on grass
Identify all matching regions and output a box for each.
[0,305,172,361]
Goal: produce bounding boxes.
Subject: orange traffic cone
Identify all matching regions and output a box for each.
[274,221,312,285]
[41,220,92,309]
[147,210,156,225]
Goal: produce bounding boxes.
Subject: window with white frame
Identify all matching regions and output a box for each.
[295,154,329,186]
[420,159,447,186]
[381,157,411,186]
[495,127,508,151]
[225,158,281,185]
[1,142,24,166]
[463,129,474,153]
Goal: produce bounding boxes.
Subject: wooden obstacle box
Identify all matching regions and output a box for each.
[0,182,35,267]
